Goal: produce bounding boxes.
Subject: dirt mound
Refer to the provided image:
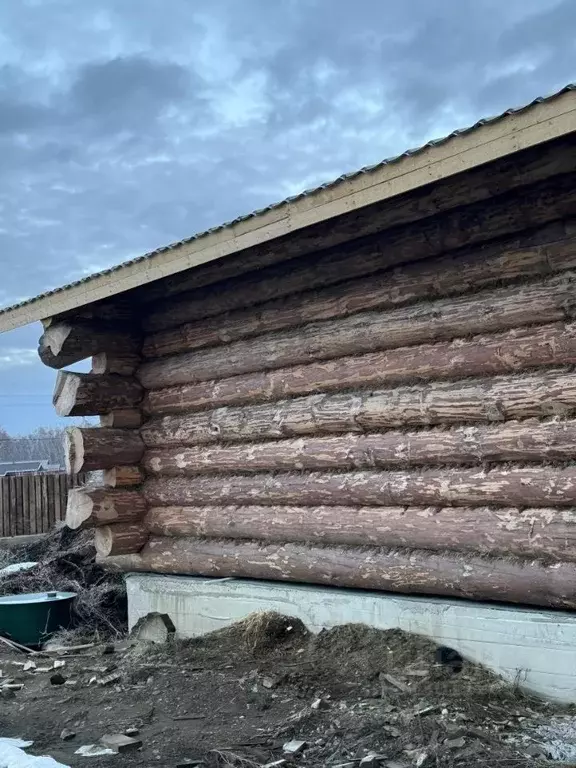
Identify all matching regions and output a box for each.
[115,613,554,766]
[0,524,127,638]
[0,610,560,766]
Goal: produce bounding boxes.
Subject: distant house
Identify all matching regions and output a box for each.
[0,460,62,477]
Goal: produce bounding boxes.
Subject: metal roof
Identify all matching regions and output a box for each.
[0,460,52,476]
[0,82,575,330]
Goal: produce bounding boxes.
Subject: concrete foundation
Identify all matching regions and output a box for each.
[126,574,576,703]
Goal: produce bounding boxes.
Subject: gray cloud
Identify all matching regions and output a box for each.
[0,0,575,432]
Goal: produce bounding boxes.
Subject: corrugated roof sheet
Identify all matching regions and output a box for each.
[1,82,575,319]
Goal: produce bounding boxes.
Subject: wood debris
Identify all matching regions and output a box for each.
[100,733,142,753]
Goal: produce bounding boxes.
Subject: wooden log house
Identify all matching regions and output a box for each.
[2,85,576,608]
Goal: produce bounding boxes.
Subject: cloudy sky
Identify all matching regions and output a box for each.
[0,0,575,435]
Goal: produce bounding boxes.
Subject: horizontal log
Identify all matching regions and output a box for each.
[142,419,576,475]
[99,536,576,609]
[143,467,576,509]
[103,466,145,488]
[139,274,576,388]
[143,172,576,332]
[54,372,143,417]
[43,297,136,327]
[38,322,139,369]
[65,427,144,473]
[100,409,143,429]
[92,351,141,376]
[143,253,576,360]
[144,323,576,416]
[65,488,146,530]
[144,505,576,561]
[142,370,576,447]
[138,141,576,305]
[94,523,148,557]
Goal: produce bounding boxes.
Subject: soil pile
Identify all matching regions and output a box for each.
[114,612,560,767]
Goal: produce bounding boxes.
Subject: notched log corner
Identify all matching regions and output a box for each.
[65,426,145,474]
[54,371,143,417]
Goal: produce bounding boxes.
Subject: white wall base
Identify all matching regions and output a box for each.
[126,574,576,703]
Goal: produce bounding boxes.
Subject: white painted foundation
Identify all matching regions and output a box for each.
[126,574,576,703]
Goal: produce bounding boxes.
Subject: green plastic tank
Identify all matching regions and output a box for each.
[0,591,76,647]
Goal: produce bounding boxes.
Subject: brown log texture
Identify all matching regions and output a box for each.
[94,523,149,557]
[143,172,576,332]
[43,297,136,327]
[103,466,145,488]
[100,409,143,428]
[65,427,145,473]
[137,140,576,304]
[144,323,576,414]
[143,419,576,475]
[54,372,143,417]
[38,322,139,369]
[144,505,576,561]
[138,276,576,388]
[92,351,141,376]
[143,467,576,509]
[143,237,576,358]
[99,536,576,609]
[142,370,576,446]
[65,488,146,529]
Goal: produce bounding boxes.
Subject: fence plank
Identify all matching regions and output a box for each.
[8,477,17,537]
[34,475,43,535]
[53,475,62,524]
[0,473,82,536]
[23,473,33,535]
[14,476,23,536]
[0,477,8,536]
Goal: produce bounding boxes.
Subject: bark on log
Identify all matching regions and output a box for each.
[100,409,143,428]
[65,488,146,529]
[140,275,576,387]
[143,172,576,331]
[92,352,141,376]
[38,323,139,369]
[94,523,148,557]
[144,323,576,415]
[143,240,576,358]
[65,427,145,473]
[142,370,576,447]
[54,372,143,417]
[143,419,576,475]
[143,467,576,509]
[138,141,576,305]
[99,536,576,609]
[144,505,576,561]
[103,466,145,488]
[43,298,136,327]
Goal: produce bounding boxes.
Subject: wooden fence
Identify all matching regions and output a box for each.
[0,473,84,537]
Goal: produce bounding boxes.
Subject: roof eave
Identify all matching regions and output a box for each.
[1,85,576,333]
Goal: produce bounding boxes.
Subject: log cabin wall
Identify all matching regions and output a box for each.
[47,142,576,609]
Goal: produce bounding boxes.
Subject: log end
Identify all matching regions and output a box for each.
[94,523,149,557]
[100,409,143,428]
[92,352,141,376]
[104,466,145,488]
[53,372,81,417]
[65,488,94,530]
[64,427,83,475]
[38,324,73,369]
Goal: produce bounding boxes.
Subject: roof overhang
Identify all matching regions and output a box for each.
[1,85,576,333]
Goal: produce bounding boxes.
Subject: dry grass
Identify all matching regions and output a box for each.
[0,525,127,638]
[239,610,307,654]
